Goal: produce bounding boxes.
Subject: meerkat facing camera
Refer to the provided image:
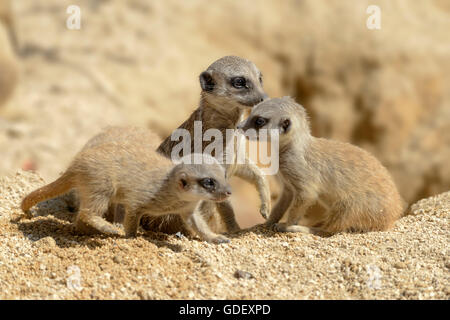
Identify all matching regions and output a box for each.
[142,56,271,234]
[21,128,232,243]
[238,97,405,234]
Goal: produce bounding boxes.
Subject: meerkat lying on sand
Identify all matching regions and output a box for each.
[141,56,271,235]
[21,127,232,243]
[238,97,405,234]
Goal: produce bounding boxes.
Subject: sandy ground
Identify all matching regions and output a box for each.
[0,0,448,300]
[0,170,448,300]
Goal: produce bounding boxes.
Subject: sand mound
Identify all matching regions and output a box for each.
[0,170,448,299]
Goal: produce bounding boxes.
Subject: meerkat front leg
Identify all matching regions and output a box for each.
[234,163,271,219]
[215,200,241,233]
[200,199,240,233]
[265,186,294,226]
[182,202,230,244]
[275,197,316,234]
[123,208,143,238]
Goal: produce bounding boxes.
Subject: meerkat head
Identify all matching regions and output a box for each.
[237,96,311,145]
[199,56,267,110]
[172,154,231,202]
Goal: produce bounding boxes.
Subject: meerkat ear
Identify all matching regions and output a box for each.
[177,172,189,191]
[280,119,292,134]
[199,71,215,92]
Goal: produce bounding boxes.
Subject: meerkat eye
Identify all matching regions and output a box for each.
[254,117,267,128]
[199,178,216,190]
[231,77,247,89]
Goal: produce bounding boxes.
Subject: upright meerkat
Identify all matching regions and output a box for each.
[238,97,405,234]
[0,0,18,107]
[141,56,271,234]
[21,128,232,243]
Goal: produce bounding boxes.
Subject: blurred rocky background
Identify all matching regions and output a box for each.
[1,0,449,227]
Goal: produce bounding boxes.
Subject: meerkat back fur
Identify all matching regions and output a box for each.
[238,96,405,234]
[21,128,232,243]
[61,126,163,222]
[141,56,271,234]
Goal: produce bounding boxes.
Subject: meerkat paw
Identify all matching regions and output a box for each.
[259,204,270,220]
[227,225,241,234]
[75,216,123,236]
[274,223,313,234]
[206,234,230,244]
[263,221,276,229]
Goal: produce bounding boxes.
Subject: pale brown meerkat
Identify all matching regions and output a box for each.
[0,1,18,108]
[62,126,164,223]
[141,55,272,234]
[21,129,233,243]
[238,96,405,234]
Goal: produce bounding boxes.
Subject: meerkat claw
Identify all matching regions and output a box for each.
[260,204,269,220]
[208,235,230,244]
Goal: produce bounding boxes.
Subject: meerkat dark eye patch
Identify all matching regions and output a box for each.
[200,71,215,92]
[280,119,291,133]
[199,178,216,191]
[254,117,267,128]
[179,178,188,189]
[231,77,247,89]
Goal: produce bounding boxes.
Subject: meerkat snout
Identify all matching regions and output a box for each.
[199,56,267,108]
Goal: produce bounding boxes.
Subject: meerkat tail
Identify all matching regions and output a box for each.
[21,172,75,213]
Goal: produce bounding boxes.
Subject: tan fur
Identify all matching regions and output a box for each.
[0,1,18,108]
[239,97,406,234]
[62,126,163,222]
[21,127,232,243]
[142,56,271,234]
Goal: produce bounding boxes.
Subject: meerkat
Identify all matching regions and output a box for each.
[62,126,164,223]
[238,97,405,234]
[0,1,18,108]
[141,55,272,234]
[21,129,233,243]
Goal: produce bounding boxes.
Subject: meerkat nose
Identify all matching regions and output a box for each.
[261,93,269,101]
[225,188,232,196]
